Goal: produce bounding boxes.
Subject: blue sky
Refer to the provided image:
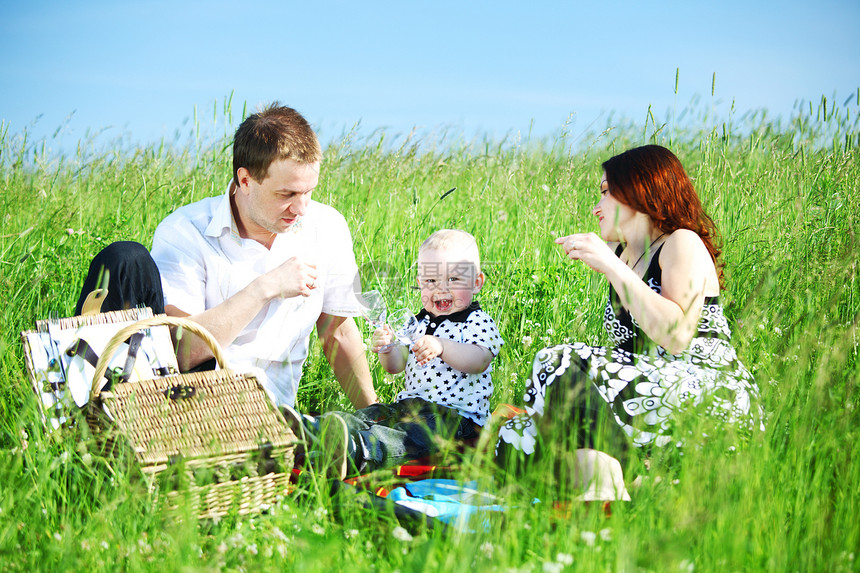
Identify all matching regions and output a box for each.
[2,0,858,155]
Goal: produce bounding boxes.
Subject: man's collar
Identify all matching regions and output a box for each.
[204,183,237,238]
[415,301,481,324]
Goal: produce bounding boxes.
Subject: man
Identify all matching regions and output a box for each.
[77,103,377,410]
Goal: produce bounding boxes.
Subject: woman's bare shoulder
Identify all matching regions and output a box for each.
[665,228,703,244]
[661,229,719,293]
[662,229,708,257]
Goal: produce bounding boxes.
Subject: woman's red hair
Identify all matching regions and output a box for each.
[602,145,724,284]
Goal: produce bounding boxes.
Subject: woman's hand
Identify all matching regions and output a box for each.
[557,229,719,354]
[555,232,620,275]
[371,324,395,353]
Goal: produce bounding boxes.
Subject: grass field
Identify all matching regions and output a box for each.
[1,95,858,572]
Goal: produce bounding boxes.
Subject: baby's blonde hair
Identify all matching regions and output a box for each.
[419,229,481,272]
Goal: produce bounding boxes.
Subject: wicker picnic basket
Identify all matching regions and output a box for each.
[86,316,297,519]
[21,307,165,430]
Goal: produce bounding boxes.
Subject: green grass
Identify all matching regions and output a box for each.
[1,94,858,572]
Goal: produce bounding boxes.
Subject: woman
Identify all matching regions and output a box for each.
[498,145,763,470]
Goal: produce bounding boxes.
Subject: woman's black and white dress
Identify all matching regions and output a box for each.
[497,245,763,456]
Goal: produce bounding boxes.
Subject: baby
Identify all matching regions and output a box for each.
[372,228,503,429]
[281,229,503,478]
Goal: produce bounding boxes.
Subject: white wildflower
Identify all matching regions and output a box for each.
[580,530,597,546]
[480,542,494,558]
[391,526,413,542]
[311,524,325,536]
[679,559,695,572]
[599,528,612,541]
[522,335,533,348]
[53,532,62,541]
[542,562,563,573]
[344,529,359,540]
[137,537,151,554]
[556,552,574,565]
[247,543,258,555]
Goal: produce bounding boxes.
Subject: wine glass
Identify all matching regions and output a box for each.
[379,308,422,352]
[356,290,387,328]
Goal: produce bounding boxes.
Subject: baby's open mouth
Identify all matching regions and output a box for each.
[434,299,452,313]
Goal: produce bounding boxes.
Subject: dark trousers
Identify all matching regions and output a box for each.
[75,242,217,371]
[75,241,164,315]
[337,398,481,474]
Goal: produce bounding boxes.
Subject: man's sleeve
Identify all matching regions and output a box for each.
[321,211,361,317]
[151,216,207,315]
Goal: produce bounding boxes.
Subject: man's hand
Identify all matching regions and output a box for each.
[257,257,319,300]
[169,257,318,370]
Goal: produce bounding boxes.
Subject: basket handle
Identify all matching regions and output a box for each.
[80,288,109,316]
[90,316,229,400]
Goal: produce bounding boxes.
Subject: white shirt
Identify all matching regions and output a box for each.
[396,304,503,426]
[151,186,361,407]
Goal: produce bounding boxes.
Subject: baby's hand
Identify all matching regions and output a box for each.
[411,335,444,366]
[371,324,395,353]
